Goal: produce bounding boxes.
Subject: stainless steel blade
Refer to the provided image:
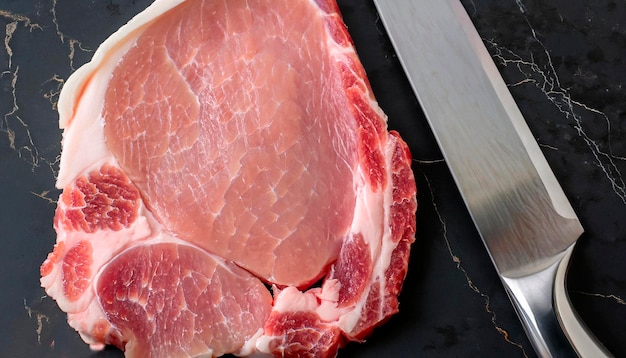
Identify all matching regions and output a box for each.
[375,0,581,277]
[372,0,612,356]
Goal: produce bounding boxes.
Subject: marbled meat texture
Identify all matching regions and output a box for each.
[40,0,417,357]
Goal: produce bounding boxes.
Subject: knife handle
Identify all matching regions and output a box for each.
[501,244,612,358]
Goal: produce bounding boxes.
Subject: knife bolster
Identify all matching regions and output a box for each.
[501,244,611,357]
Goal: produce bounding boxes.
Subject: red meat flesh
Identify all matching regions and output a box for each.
[98,243,272,357]
[41,0,417,357]
[103,0,357,287]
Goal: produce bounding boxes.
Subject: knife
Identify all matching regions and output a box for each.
[372,1,613,357]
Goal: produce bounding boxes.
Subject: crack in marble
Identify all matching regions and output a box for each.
[464,0,478,16]
[413,158,445,165]
[42,74,65,111]
[4,21,16,68]
[1,3,89,178]
[514,0,526,14]
[1,10,47,172]
[1,10,42,30]
[482,11,626,203]
[50,0,91,70]
[1,66,42,171]
[31,190,58,205]
[572,291,626,306]
[538,143,559,152]
[0,10,42,29]
[23,298,50,345]
[422,169,529,357]
[1,9,42,69]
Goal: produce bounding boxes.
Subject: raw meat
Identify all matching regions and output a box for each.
[40,0,417,357]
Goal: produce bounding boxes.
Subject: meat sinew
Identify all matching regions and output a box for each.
[40,0,417,357]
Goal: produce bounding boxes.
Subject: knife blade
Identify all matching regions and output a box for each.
[372,0,612,356]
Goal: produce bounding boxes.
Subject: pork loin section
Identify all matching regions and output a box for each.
[41,0,417,357]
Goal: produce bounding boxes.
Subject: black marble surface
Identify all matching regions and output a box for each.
[1,1,624,357]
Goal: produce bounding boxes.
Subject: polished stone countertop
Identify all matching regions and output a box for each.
[1,1,624,357]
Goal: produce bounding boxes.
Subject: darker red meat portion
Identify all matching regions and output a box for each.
[62,240,93,302]
[97,243,272,357]
[264,311,344,358]
[347,133,417,340]
[56,164,140,233]
[40,240,65,277]
[333,233,372,307]
[385,131,418,307]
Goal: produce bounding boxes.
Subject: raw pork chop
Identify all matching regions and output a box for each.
[41,0,417,356]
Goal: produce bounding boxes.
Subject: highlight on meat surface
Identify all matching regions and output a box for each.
[40,0,417,356]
